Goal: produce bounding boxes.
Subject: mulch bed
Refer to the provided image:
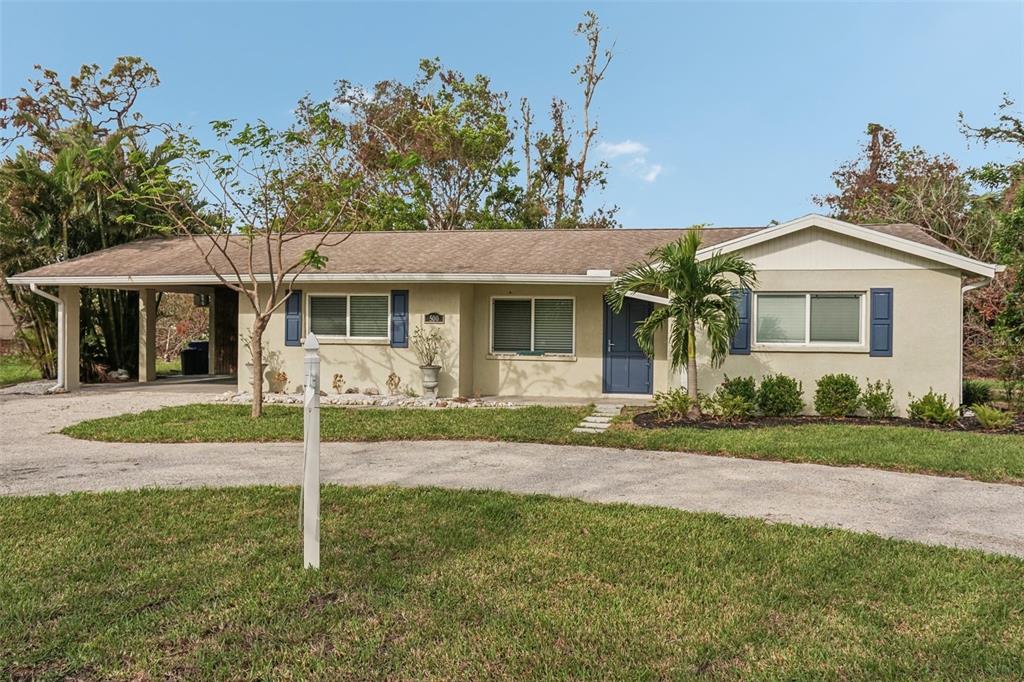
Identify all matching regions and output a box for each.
[632,410,1024,435]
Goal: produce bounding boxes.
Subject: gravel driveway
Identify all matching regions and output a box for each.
[3,382,1023,558]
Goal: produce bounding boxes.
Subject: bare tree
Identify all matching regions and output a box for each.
[569,10,614,221]
[119,98,361,416]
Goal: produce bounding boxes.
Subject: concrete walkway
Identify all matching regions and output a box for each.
[2,384,1023,559]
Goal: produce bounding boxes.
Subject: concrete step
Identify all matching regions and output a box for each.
[572,426,606,434]
[583,416,613,424]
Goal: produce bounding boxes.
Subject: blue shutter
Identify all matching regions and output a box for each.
[869,288,893,357]
[391,290,408,348]
[284,290,302,347]
[729,288,751,355]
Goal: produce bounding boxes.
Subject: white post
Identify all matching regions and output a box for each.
[302,332,321,569]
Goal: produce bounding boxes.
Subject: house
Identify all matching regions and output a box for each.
[7,215,1001,413]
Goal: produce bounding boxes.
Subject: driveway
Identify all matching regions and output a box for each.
[2,383,1024,559]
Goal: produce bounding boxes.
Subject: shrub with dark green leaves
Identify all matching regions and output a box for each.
[755,374,804,417]
[814,374,862,417]
[702,392,755,421]
[861,379,895,419]
[907,389,957,425]
[718,375,757,403]
[962,380,992,407]
[653,387,696,420]
[971,403,1014,430]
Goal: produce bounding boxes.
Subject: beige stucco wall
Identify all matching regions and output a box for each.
[238,281,668,399]
[237,283,470,398]
[470,284,668,398]
[685,229,966,415]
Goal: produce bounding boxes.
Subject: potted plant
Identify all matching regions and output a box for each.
[411,325,447,399]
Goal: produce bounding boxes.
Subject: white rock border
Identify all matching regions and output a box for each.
[218,390,519,409]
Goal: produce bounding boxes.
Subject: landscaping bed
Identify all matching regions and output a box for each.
[633,410,1024,435]
[3,486,1023,679]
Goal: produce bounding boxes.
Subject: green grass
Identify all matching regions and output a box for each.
[2,486,1023,679]
[156,358,181,376]
[0,353,41,387]
[62,403,1024,484]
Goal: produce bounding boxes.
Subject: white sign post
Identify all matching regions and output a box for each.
[302,333,321,570]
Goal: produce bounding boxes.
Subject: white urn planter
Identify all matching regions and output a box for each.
[420,365,441,399]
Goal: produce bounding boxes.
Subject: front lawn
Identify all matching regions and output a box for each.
[0,353,41,387]
[3,486,1023,679]
[61,403,1024,484]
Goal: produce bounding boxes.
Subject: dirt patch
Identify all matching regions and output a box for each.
[632,411,1024,435]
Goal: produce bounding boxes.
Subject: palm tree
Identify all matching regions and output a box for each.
[605,228,757,416]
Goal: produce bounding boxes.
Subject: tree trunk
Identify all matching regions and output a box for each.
[687,321,699,418]
[250,318,267,419]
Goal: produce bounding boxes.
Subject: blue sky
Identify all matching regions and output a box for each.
[2,1,1021,228]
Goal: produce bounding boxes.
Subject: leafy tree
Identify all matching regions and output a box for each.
[119,99,362,417]
[605,229,757,417]
[0,58,177,379]
[961,97,1024,381]
[814,123,999,260]
[335,58,516,231]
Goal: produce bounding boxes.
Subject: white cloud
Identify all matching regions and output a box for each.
[599,139,663,183]
[597,139,650,158]
[642,164,663,183]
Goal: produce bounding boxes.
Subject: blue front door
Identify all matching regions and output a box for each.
[603,299,653,394]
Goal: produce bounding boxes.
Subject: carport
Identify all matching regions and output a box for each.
[7,277,237,391]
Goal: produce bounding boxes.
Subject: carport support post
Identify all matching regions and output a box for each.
[302,333,321,570]
[139,288,157,382]
[58,286,80,391]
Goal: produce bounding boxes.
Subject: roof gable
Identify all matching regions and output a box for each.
[697,214,999,278]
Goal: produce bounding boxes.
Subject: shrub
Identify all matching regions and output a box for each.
[971,403,1014,430]
[756,374,804,417]
[961,380,992,407]
[814,374,861,417]
[718,375,757,403]
[702,392,755,421]
[653,387,696,420]
[907,389,957,425]
[861,379,895,419]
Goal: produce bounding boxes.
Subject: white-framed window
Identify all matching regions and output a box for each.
[754,292,863,346]
[307,293,390,340]
[491,297,575,355]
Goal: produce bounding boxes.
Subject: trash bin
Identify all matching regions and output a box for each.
[180,340,210,375]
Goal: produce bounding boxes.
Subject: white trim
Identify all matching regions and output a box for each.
[7,272,617,287]
[489,295,576,357]
[696,213,999,278]
[752,291,866,350]
[306,292,390,343]
[625,291,671,306]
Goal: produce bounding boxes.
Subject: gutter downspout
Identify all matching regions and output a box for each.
[960,270,1002,406]
[29,283,64,393]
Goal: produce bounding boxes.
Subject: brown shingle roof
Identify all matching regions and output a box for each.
[9,222,954,282]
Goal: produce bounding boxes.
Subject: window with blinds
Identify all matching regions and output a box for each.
[309,296,348,337]
[756,295,805,343]
[350,295,389,338]
[492,299,533,353]
[810,294,860,343]
[754,293,862,345]
[492,298,574,355]
[308,294,389,339]
[534,299,574,354]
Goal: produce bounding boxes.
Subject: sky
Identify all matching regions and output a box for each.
[1,1,1022,228]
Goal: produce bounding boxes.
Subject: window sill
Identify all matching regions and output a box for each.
[487,353,577,362]
[304,336,390,346]
[751,345,868,354]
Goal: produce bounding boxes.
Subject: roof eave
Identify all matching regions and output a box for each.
[6,272,617,287]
